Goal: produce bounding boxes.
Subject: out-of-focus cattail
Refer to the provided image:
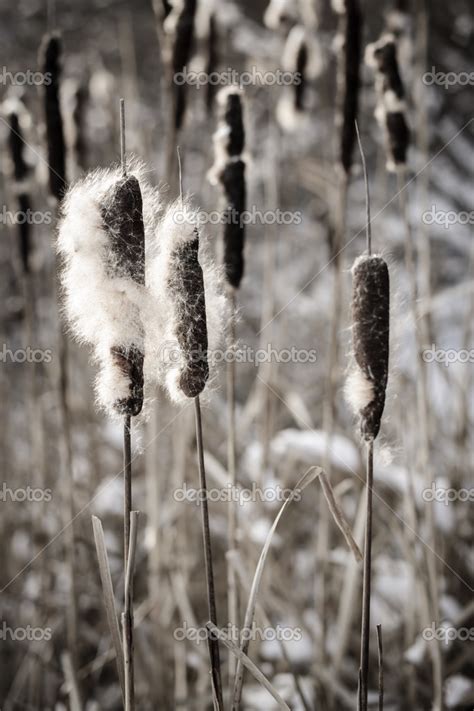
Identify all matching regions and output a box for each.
[57,163,159,418]
[68,80,88,172]
[209,87,246,290]
[264,0,298,31]
[3,99,33,274]
[366,34,410,172]
[333,0,362,175]
[346,255,390,441]
[205,13,218,115]
[167,0,198,131]
[39,32,67,200]
[276,25,322,131]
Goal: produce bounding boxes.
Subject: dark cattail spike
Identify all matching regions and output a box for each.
[295,39,308,111]
[221,159,246,289]
[171,0,197,131]
[210,87,247,289]
[205,13,218,115]
[5,103,32,274]
[335,0,363,175]
[101,173,146,416]
[349,256,390,441]
[169,229,209,399]
[39,32,67,199]
[366,34,410,170]
[71,81,88,171]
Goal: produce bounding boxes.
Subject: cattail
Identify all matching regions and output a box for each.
[365,34,410,171]
[276,25,322,131]
[205,13,218,115]
[68,80,88,172]
[333,0,362,175]
[148,201,215,402]
[346,255,390,441]
[57,163,158,418]
[4,99,33,274]
[209,87,246,290]
[264,0,298,31]
[167,0,198,131]
[39,32,67,199]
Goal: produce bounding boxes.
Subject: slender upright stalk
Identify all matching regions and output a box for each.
[227,287,239,684]
[359,439,374,711]
[194,396,224,711]
[123,415,132,569]
[123,511,139,711]
[376,624,384,711]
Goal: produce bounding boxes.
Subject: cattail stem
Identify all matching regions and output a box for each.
[194,396,224,711]
[122,417,135,710]
[123,510,139,711]
[376,623,384,711]
[227,287,239,684]
[359,438,374,711]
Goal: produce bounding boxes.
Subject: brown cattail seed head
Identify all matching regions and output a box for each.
[349,255,390,441]
[39,33,67,199]
[4,102,32,273]
[220,159,246,289]
[209,87,247,289]
[170,0,197,131]
[334,0,363,175]
[101,175,146,285]
[168,228,209,398]
[366,34,410,170]
[101,175,146,416]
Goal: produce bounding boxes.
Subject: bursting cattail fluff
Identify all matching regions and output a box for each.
[365,34,410,172]
[57,163,160,418]
[3,98,33,274]
[147,201,226,403]
[208,87,246,290]
[276,25,322,131]
[346,255,390,441]
[39,33,67,199]
[166,0,198,131]
[332,0,362,175]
